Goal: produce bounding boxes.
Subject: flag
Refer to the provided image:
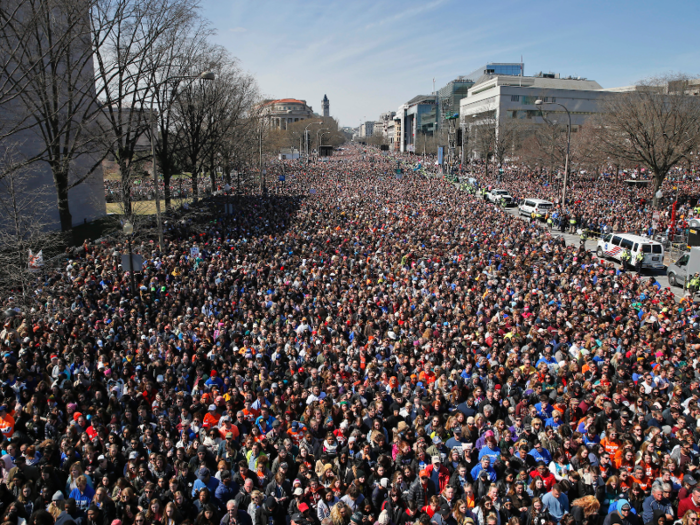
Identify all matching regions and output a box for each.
[28,249,44,272]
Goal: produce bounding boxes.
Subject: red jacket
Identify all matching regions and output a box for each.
[678,496,700,519]
[425,464,450,492]
[530,470,556,491]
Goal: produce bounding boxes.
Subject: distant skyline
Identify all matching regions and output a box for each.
[202,0,699,127]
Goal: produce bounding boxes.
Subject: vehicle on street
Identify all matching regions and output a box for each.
[518,198,553,218]
[667,247,700,287]
[487,189,514,206]
[595,233,664,270]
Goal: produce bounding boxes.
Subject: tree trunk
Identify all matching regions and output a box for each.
[119,159,133,216]
[192,172,198,201]
[163,173,172,210]
[652,172,664,208]
[54,171,73,231]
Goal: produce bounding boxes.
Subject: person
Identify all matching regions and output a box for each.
[569,495,600,525]
[680,511,699,525]
[642,487,674,524]
[688,273,700,297]
[69,476,95,512]
[541,484,569,523]
[621,248,631,271]
[602,500,640,525]
[678,485,700,518]
[525,498,552,525]
[220,500,251,525]
[635,250,644,271]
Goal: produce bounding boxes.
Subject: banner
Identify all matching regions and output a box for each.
[28,250,43,272]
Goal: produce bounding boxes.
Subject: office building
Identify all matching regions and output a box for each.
[459,72,609,157]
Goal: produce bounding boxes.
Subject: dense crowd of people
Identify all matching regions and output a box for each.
[104,175,217,204]
[465,161,700,239]
[2,145,700,525]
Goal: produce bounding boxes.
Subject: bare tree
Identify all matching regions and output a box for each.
[0,0,107,230]
[147,17,214,209]
[0,148,64,304]
[595,74,700,205]
[91,0,200,217]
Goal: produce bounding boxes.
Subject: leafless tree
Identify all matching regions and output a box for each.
[146,17,214,209]
[91,0,201,217]
[595,74,700,205]
[0,0,107,230]
[0,148,64,304]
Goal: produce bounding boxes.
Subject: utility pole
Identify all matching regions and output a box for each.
[259,118,264,195]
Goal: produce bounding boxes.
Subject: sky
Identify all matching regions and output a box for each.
[202,0,700,128]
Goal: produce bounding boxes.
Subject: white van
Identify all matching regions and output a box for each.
[666,247,700,287]
[519,199,554,218]
[595,233,664,270]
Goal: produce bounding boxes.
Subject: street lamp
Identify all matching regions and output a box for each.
[123,220,137,300]
[303,120,323,165]
[319,131,331,158]
[535,99,571,208]
[316,128,329,151]
[150,71,215,247]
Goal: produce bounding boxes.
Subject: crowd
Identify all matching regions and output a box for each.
[104,175,217,204]
[463,161,700,239]
[1,145,700,525]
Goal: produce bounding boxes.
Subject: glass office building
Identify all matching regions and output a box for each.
[465,62,524,81]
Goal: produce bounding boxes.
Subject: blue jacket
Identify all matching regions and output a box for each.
[528,447,552,464]
[68,486,95,511]
[192,475,220,499]
[642,495,673,524]
[470,464,497,482]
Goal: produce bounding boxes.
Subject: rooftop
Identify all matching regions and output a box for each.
[469,74,603,93]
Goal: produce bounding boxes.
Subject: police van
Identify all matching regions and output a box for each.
[595,233,664,270]
[518,199,554,219]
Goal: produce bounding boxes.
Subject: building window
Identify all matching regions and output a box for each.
[511,95,520,102]
[551,98,556,103]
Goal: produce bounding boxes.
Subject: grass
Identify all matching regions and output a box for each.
[106,198,192,215]
[103,172,193,181]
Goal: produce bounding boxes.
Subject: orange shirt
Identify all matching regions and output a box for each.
[242,408,259,423]
[638,461,659,480]
[630,474,650,491]
[203,412,221,429]
[418,370,436,384]
[0,414,15,438]
[601,437,621,456]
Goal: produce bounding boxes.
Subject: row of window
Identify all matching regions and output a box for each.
[509,95,556,104]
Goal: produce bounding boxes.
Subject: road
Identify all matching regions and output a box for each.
[497,204,686,301]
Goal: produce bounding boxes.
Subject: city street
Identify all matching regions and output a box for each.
[497,202,687,300]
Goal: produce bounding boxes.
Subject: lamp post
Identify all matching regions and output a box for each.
[316,128,329,156]
[535,99,571,208]
[319,131,331,158]
[150,71,215,247]
[303,120,322,165]
[123,221,137,300]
